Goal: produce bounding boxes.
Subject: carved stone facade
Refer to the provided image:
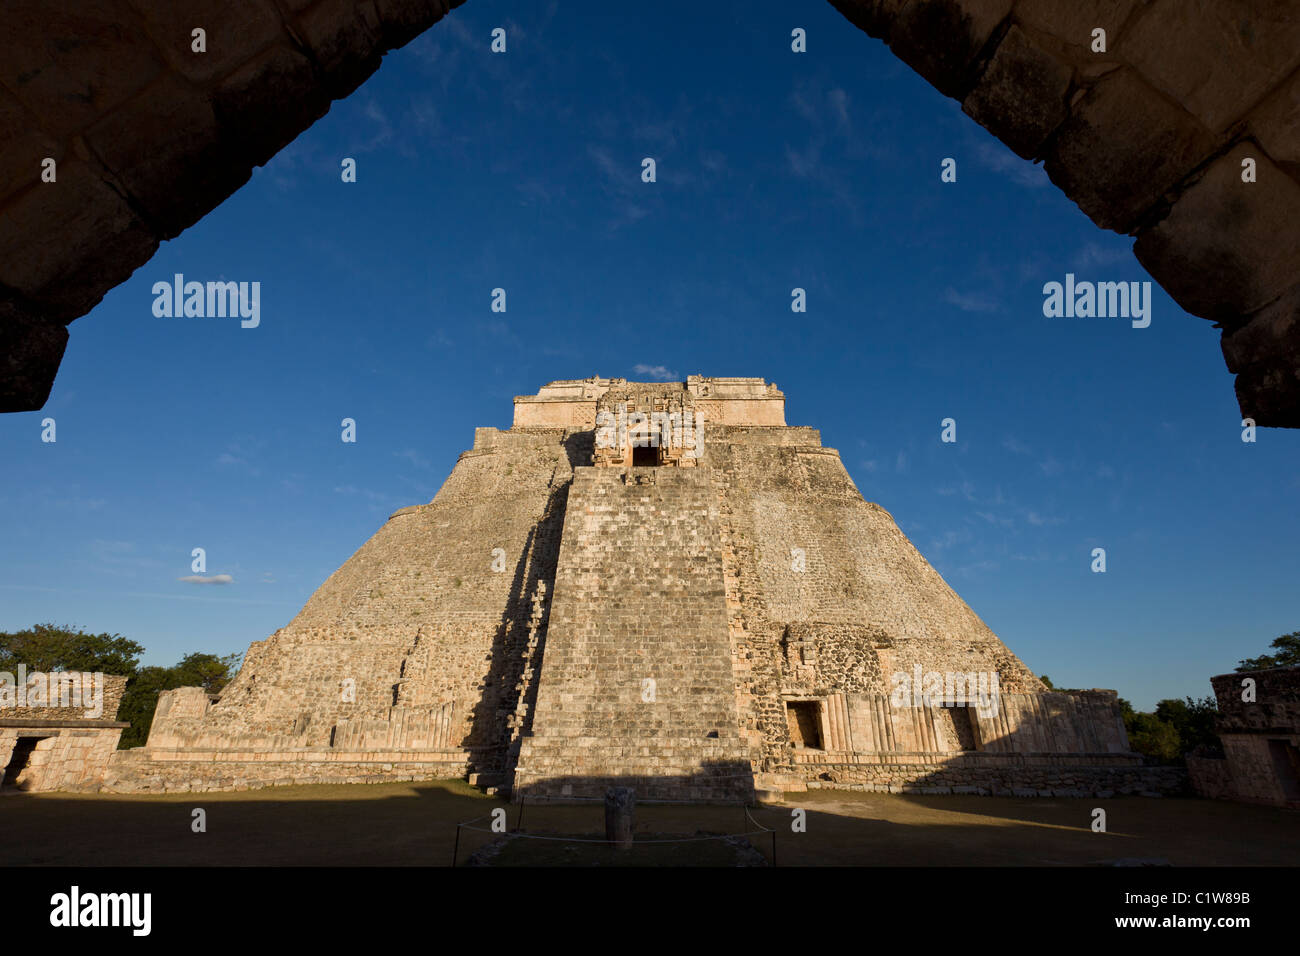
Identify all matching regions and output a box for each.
[93,377,1181,799]
[1188,667,1300,808]
[0,673,129,792]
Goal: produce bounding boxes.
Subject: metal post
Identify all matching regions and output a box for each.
[451,824,461,867]
[516,793,526,831]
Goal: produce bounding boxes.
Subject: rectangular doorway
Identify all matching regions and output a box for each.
[786,700,823,750]
[2,736,46,790]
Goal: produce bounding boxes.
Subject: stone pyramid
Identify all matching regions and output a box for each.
[110,377,1148,799]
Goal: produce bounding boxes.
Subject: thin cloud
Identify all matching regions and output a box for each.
[943,287,1000,313]
[974,141,1049,188]
[633,364,678,381]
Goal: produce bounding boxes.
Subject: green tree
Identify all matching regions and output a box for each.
[116,651,242,748]
[1126,711,1183,763]
[1154,696,1219,753]
[1236,630,1300,671]
[0,623,143,675]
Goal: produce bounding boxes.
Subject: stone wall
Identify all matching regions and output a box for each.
[1188,666,1300,807]
[832,0,1300,425]
[0,673,129,791]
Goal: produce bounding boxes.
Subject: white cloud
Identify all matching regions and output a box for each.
[178,574,233,585]
[632,364,678,381]
[974,141,1049,188]
[943,287,1000,313]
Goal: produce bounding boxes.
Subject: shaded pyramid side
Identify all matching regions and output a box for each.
[140,428,588,776]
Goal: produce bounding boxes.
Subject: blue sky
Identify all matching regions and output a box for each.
[2,0,1296,709]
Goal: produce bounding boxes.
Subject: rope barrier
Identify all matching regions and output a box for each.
[452,797,779,864]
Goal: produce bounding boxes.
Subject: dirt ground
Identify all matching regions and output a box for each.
[0,780,1294,866]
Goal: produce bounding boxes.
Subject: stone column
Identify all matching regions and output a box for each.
[604,786,635,850]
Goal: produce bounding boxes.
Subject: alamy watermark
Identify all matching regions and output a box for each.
[152,273,260,328]
[890,667,1001,718]
[0,667,105,719]
[1042,273,1151,328]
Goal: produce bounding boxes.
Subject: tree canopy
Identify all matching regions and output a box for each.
[0,623,241,749]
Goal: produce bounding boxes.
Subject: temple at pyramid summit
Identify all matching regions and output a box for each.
[96,376,1179,799]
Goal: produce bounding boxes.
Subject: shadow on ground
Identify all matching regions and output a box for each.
[0,780,1294,866]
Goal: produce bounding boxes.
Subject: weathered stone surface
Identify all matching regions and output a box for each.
[0,303,68,412]
[295,0,387,99]
[3,0,1300,426]
[1134,144,1300,321]
[888,0,1015,97]
[1118,0,1300,133]
[90,378,1151,800]
[0,0,466,411]
[1012,0,1144,48]
[828,0,917,42]
[1220,285,1300,428]
[125,0,285,84]
[372,0,458,49]
[829,0,1300,423]
[0,0,166,139]
[1188,667,1300,808]
[212,43,331,169]
[0,159,158,319]
[85,75,249,238]
[1045,68,1216,233]
[1250,69,1300,175]
[962,25,1071,158]
[0,674,129,792]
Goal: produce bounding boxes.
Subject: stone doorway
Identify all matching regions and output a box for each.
[786,700,823,750]
[1267,739,1300,801]
[1,736,46,790]
[631,444,658,466]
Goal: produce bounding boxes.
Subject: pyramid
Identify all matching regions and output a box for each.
[109,377,1147,799]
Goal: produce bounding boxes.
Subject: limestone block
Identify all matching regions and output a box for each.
[1134,144,1300,320]
[0,87,60,208]
[212,44,331,170]
[1045,67,1215,232]
[0,159,158,318]
[0,306,68,413]
[126,0,285,84]
[962,25,1072,158]
[0,0,166,138]
[888,0,1015,97]
[828,0,917,41]
[85,75,250,238]
[1012,0,1143,48]
[1118,0,1300,132]
[1250,70,1300,173]
[1220,285,1300,427]
[371,0,462,50]
[292,0,386,99]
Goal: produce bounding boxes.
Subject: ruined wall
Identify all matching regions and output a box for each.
[832,0,1300,425]
[0,673,129,791]
[1188,667,1300,807]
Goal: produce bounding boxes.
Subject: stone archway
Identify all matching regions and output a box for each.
[2,0,1298,424]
